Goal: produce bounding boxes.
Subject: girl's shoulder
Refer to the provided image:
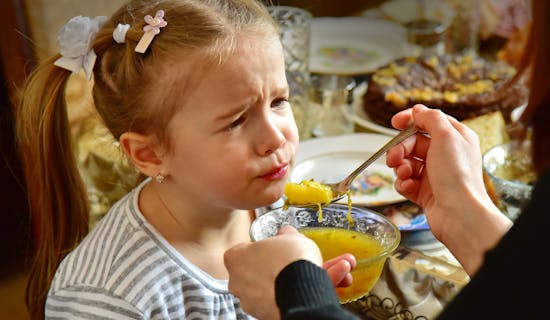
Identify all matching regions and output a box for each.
[51,189,158,288]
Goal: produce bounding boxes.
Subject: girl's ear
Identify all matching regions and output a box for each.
[119,132,165,178]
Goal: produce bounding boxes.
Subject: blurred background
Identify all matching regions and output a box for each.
[0,0,528,318]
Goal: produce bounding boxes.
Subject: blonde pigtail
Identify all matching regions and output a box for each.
[16,58,90,319]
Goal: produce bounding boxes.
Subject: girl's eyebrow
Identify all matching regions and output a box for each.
[273,83,290,97]
[215,104,248,121]
[216,84,287,121]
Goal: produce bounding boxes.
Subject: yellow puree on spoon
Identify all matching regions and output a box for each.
[284,180,353,224]
[284,179,333,205]
[284,180,332,221]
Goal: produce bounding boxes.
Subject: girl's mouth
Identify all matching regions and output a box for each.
[260,164,289,181]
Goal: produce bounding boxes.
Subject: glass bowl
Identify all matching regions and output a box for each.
[250,204,401,304]
[482,140,535,220]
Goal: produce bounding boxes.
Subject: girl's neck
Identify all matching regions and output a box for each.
[138,181,255,279]
[139,181,254,247]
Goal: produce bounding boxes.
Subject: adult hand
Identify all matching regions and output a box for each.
[225,225,312,320]
[224,226,355,319]
[386,105,512,275]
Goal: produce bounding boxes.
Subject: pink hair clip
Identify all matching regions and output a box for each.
[135,10,168,53]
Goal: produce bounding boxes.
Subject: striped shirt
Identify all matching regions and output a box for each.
[46,179,255,319]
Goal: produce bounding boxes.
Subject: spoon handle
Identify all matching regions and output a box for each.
[338,125,419,191]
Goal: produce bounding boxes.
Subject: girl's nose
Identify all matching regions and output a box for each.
[256,116,286,156]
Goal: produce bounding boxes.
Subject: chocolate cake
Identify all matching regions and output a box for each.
[362,54,528,128]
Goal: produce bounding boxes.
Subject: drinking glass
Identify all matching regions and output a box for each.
[445,0,480,55]
[310,74,356,137]
[268,6,313,140]
[482,140,534,221]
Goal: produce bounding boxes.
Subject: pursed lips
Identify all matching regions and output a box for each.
[259,164,289,181]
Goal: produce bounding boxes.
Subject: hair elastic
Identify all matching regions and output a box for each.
[113,23,130,44]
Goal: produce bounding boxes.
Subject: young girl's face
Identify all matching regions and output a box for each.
[162,33,299,210]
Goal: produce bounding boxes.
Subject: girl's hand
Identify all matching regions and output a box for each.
[323,253,356,288]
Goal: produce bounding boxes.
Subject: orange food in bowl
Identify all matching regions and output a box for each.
[300,227,386,303]
[249,204,401,304]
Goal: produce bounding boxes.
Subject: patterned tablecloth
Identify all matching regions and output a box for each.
[343,202,470,320]
[344,243,469,319]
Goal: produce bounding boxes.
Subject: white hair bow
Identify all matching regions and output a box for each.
[54,15,108,80]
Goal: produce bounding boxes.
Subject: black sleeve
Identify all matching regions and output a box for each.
[436,170,550,319]
[275,260,359,320]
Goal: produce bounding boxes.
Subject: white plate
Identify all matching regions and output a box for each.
[354,107,399,136]
[378,0,456,25]
[309,17,407,75]
[292,133,406,206]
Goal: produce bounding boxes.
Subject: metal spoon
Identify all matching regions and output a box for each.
[289,124,420,208]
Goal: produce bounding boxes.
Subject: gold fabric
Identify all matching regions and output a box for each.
[344,244,469,319]
[74,115,144,229]
[67,73,143,230]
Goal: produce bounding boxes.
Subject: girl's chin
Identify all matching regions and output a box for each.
[259,188,285,206]
[261,192,284,206]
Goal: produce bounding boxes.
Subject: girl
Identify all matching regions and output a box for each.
[17,0,303,318]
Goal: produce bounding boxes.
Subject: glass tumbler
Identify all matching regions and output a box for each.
[310,74,356,137]
[405,18,447,56]
[482,140,535,221]
[445,0,480,55]
[268,6,313,140]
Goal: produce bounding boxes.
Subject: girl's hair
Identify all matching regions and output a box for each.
[517,0,550,175]
[16,0,278,318]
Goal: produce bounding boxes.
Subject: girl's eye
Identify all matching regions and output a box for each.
[226,116,246,131]
[272,98,289,109]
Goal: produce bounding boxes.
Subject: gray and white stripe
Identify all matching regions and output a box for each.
[46,179,254,319]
